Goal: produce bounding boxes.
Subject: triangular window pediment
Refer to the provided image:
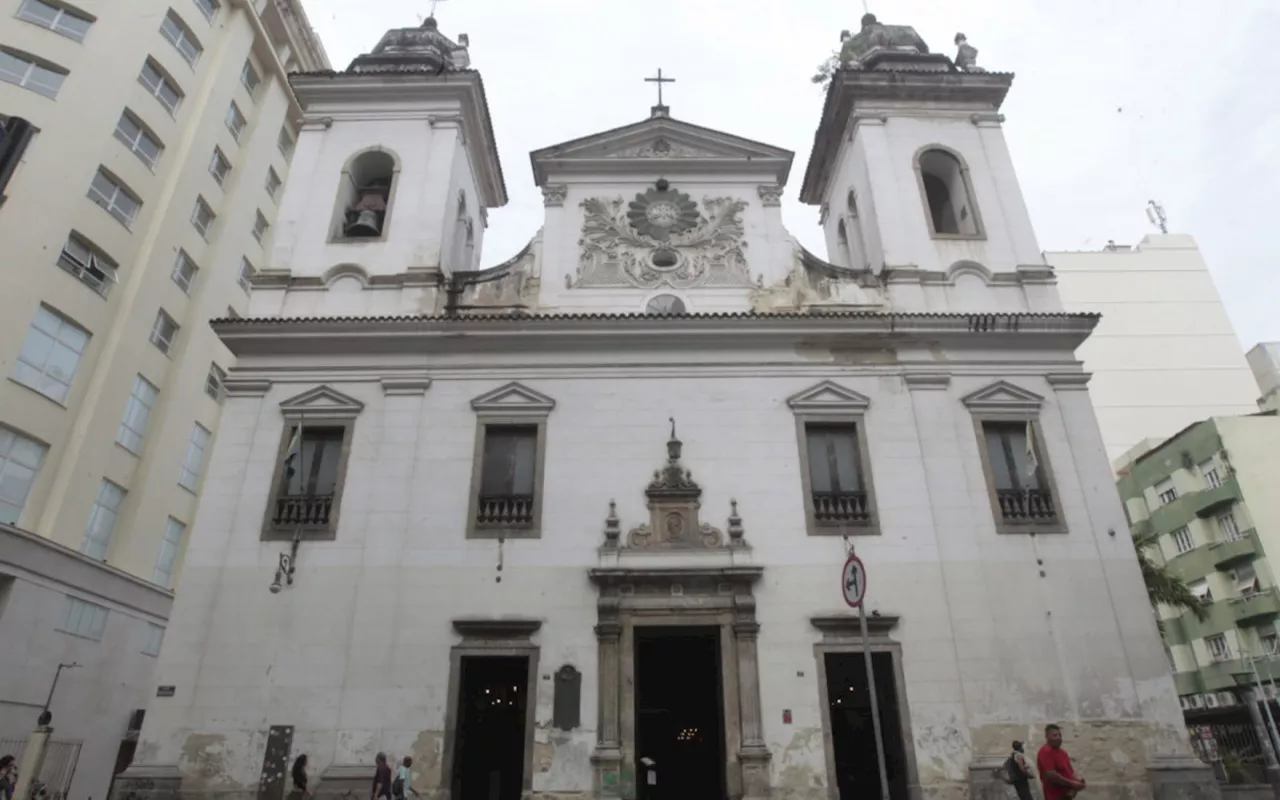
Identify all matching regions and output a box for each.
[278,385,365,419]
[787,381,871,413]
[961,380,1044,413]
[471,382,556,416]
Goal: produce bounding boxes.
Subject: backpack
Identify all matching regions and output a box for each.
[992,754,1021,785]
[391,770,405,800]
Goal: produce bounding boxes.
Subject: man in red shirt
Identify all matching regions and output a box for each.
[1037,724,1086,800]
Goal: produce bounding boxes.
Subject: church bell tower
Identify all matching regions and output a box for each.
[799,15,1048,283]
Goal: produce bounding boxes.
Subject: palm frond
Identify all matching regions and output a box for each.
[1132,532,1208,621]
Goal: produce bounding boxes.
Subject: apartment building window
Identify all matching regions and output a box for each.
[474,425,538,531]
[1171,526,1193,555]
[87,169,140,227]
[159,10,202,66]
[252,210,269,243]
[1200,459,1224,489]
[138,59,183,115]
[191,196,215,238]
[1206,633,1230,661]
[152,516,184,587]
[1190,579,1213,604]
[142,622,165,656]
[149,309,179,354]
[12,305,89,404]
[116,375,159,454]
[278,127,294,158]
[1155,478,1178,505]
[0,426,47,525]
[16,0,94,42]
[58,595,107,640]
[237,257,255,292]
[171,249,198,292]
[113,110,163,169]
[178,423,209,491]
[82,479,125,560]
[1233,564,1259,596]
[208,147,231,185]
[205,363,225,401]
[0,48,67,98]
[265,167,281,199]
[1261,630,1279,657]
[192,0,219,22]
[240,59,260,95]
[224,102,246,141]
[1218,511,1242,542]
[57,232,117,296]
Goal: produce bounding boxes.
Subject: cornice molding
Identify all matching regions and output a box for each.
[903,373,951,390]
[223,378,272,397]
[1046,372,1092,390]
[381,376,432,396]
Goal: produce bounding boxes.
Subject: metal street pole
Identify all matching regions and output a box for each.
[858,589,891,800]
[1251,658,1280,755]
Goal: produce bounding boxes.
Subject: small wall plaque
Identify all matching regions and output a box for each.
[156,686,176,697]
[552,665,581,730]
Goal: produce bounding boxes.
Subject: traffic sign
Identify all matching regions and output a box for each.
[842,553,866,608]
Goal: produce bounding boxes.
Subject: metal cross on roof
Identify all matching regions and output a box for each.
[427,0,448,18]
[644,68,675,108]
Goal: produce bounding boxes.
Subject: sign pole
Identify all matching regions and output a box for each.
[844,548,890,800]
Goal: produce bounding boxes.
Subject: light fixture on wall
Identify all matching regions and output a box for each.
[269,530,301,594]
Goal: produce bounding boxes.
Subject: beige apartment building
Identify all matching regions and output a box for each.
[0,0,326,797]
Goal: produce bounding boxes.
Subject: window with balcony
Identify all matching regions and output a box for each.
[224,101,246,141]
[208,146,230,185]
[237,256,255,292]
[1190,579,1213,604]
[171,249,198,292]
[159,10,202,65]
[178,422,209,491]
[1199,459,1223,489]
[240,59,260,95]
[0,426,47,525]
[152,516,184,588]
[191,195,214,238]
[1171,526,1193,555]
[262,386,363,540]
[88,168,140,227]
[1260,630,1278,657]
[1233,564,1259,596]
[149,309,178,354]
[116,374,159,454]
[962,381,1061,533]
[1218,511,1242,542]
[57,232,117,296]
[17,0,93,42]
[82,479,124,560]
[1205,633,1230,661]
[204,362,225,401]
[58,595,107,640]
[265,167,281,199]
[191,0,218,22]
[12,305,89,404]
[0,47,67,98]
[1155,478,1178,505]
[786,380,877,536]
[466,383,554,538]
[137,58,182,115]
[113,110,163,169]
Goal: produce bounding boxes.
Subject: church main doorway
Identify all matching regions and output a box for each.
[634,626,727,800]
[450,656,530,800]
[824,652,910,800]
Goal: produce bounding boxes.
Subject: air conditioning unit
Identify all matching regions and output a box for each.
[1188,695,1205,709]
[1217,692,1237,706]
[1205,694,1220,708]
[1180,696,1193,710]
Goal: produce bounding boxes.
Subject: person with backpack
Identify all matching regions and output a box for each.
[1005,741,1035,800]
[392,756,418,800]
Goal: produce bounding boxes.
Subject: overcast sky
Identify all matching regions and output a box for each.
[300,0,1279,348]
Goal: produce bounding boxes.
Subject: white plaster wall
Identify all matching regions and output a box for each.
[1247,342,1280,411]
[0,576,166,800]
[444,136,484,272]
[1050,235,1258,464]
[822,116,1045,274]
[137,357,1185,792]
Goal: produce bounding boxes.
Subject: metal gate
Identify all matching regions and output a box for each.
[0,737,82,800]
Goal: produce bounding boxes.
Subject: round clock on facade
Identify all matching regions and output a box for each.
[645,294,687,315]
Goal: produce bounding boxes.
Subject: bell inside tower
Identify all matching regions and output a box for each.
[340,150,395,238]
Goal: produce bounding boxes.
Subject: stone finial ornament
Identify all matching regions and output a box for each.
[954,33,983,72]
[347,16,470,74]
[838,13,930,69]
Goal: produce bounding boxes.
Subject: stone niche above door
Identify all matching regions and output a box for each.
[600,419,748,554]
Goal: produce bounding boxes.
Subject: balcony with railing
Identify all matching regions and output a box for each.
[272,494,333,527]
[812,491,871,526]
[476,494,534,528]
[995,488,1057,524]
[1210,529,1259,569]
[1229,589,1280,625]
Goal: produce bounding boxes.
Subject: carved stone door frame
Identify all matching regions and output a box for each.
[589,566,769,800]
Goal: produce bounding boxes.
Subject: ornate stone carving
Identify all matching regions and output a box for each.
[608,138,720,158]
[542,184,568,207]
[611,420,745,551]
[627,180,700,241]
[348,17,468,74]
[756,184,782,207]
[839,13,930,68]
[574,190,753,290]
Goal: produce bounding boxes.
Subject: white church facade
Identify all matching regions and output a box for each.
[113,14,1217,800]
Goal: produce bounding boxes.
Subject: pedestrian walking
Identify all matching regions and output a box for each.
[291,754,311,799]
[1037,724,1086,800]
[0,756,15,800]
[373,753,392,800]
[392,756,418,800]
[1007,741,1035,800]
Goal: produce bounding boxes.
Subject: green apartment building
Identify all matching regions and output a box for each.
[1119,411,1280,713]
